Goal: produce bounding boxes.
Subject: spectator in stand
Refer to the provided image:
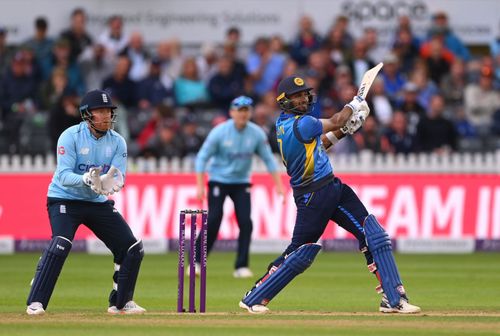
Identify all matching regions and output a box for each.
[420,32,453,85]
[134,104,174,156]
[119,32,150,82]
[362,27,384,63]
[137,57,172,111]
[380,53,406,102]
[322,27,348,65]
[392,27,420,76]
[353,116,390,153]
[154,40,179,91]
[440,58,468,112]
[226,26,241,46]
[179,114,203,159]
[396,82,426,135]
[408,61,440,111]
[208,55,245,112]
[367,77,393,127]
[78,43,115,92]
[40,38,85,95]
[98,15,128,57]
[416,94,457,153]
[38,67,80,149]
[222,41,247,81]
[246,36,286,98]
[346,38,376,87]
[383,111,417,154]
[0,52,39,154]
[305,49,336,98]
[289,15,322,66]
[330,15,354,51]
[427,11,470,61]
[174,57,209,107]
[23,17,54,73]
[102,55,137,109]
[60,8,93,63]
[196,42,219,83]
[0,27,17,77]
[464,66,500,135]
[142,118,184,159]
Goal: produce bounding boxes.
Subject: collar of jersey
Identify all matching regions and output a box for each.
[279,112,300,121]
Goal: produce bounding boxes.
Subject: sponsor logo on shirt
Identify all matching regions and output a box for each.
[58,146,65,155]
[79,147,90,155]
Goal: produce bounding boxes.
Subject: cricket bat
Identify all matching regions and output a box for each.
[357,62,384,99]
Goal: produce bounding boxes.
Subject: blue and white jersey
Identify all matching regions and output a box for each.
[47,122,127,202]
[276,112,332,195]
[195,120,278,184]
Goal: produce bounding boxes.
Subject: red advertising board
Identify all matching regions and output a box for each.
[0,174,498,240]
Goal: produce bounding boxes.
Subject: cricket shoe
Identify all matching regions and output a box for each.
[239,300,269,314]
[26,302,45,315]
[233,267,253,279]
[379,294,421,314]
[108,301,146,315]
[185,262,201,277]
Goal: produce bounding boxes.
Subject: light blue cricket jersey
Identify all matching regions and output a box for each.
[47,122,127,202]
[195,120,278,184]
[276,112,332,196]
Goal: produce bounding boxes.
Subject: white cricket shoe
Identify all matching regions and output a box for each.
[26,302,45,315]
[185,262,201,277]
[233,267,253,278]
[379,295,421,314]
[108,301,146,315]
[239,300,269,314]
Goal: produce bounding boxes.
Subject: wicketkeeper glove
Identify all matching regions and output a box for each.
[99,166,124,196]
[82,166,103,193]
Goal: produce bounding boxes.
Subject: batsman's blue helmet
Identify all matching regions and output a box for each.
[276,76,314,113]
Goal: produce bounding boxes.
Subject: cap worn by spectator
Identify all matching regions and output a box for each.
[383,53,399,64]
[403,82,419,93]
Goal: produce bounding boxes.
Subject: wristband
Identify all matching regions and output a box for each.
[325,131,339,145]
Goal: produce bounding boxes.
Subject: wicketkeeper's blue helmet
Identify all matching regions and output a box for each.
[79,89,117,133]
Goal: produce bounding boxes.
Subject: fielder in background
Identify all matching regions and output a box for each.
[239,76,421,314]
[26,89,146,315]
[194,95,285,278]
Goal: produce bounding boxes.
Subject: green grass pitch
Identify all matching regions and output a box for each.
[1,252,499,335]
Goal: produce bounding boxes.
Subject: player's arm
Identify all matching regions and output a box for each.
[319,105,354,134]
[321,130,346,151]
[255,129,285,198]
[194,128,220,201]
[55,131,87,187]
[110,136,128,179]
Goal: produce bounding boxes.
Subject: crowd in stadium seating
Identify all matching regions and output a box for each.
[0,8,499,157]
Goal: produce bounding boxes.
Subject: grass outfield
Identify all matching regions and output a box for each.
[1,252,499,335]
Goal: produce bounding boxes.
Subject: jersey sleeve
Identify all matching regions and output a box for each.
[294,115,323,143]
[55,130,85,187]
[195,127,219,173]
[110,135,128,180]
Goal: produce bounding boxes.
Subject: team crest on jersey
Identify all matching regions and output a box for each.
[102,93,108,103]
[79,147,90,155]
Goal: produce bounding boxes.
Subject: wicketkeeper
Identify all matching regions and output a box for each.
[26,90,145,315]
